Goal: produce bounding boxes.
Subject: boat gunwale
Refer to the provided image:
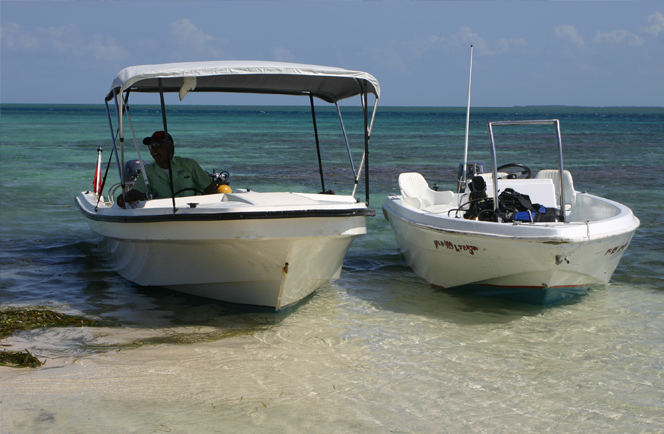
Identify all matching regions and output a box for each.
[383,195,639,244]
[77,198,376,224]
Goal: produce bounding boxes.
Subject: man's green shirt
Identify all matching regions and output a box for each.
[133,156,211,199]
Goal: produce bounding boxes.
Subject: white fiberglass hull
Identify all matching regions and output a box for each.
[383,192,639,304]
[77,191,371,310]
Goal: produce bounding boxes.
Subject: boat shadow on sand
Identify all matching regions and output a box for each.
[1,239,299,366]
[82,282,298,345]
[340,255,591,326]
[73,238,296,328]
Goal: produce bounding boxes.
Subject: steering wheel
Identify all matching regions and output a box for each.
[497,163,532,179]
[173,188,204,197]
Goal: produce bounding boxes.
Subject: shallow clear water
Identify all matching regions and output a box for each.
[1,104,663,433]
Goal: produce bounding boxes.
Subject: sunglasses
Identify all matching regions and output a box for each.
[148,140,172,150]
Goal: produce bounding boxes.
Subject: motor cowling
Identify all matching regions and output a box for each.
[211,170,232,194]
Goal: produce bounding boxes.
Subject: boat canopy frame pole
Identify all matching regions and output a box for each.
[461,45,474,193]
[351,88,378,204]
[158,79,178,213]
[363,88,370,205]
[309,94,326,194]
[111,90,131,206]
[105,95,124,189]
[122,92,153,200]
[335,102,357,180]
[116,92,127,194]
[487,119,567,223]
[351,92,367,200]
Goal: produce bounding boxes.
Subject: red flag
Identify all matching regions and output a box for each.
[93,148,102,196]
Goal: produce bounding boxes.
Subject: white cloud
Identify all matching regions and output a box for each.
[37,25,81,55]
[445,28,526,55]
[449,27,492,55]
[640,11,664,36]
[402,39,427,59]
[593,29,644,47]
[495,38,527,54]
[170,18,225,60]
[1,22,39,51]
[369,26,527,75]
[171,18,213,51]
[553,24,585,47]
[273,47,296,62]
[366,43,411,75]
[428,35,446,46]
[88,34,128,61]
[2,22,126,61]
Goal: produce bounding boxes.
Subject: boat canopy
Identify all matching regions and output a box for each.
[106,60,380,103]
[103,60,380,208]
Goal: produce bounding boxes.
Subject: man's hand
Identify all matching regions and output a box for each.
[204,181,217,195]
[116,190,144,208]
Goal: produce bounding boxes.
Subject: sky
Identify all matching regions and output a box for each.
[1,1,663,107]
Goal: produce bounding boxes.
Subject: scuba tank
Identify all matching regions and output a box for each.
[464,175,493,220]
[211,170,232,194]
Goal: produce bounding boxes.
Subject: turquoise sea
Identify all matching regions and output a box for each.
[1,104,663,433]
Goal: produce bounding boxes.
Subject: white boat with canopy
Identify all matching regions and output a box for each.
[76,60,380,310]
[383,118,640,304]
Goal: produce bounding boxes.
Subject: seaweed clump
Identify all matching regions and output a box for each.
[0,348,42,368]
[0,308,103,368]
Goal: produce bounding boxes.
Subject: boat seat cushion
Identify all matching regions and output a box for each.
[399,172,454,210]
[535,170,577,209]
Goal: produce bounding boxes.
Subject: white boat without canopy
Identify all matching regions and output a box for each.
[76,61,380,310]
[383,119,640,304]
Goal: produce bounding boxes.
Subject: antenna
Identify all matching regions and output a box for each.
[461,45,474,192]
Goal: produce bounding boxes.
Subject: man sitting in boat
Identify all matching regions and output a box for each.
[116,131,216,208]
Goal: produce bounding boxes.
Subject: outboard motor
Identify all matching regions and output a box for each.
[124,160,150,184]
[457,161,487,191]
